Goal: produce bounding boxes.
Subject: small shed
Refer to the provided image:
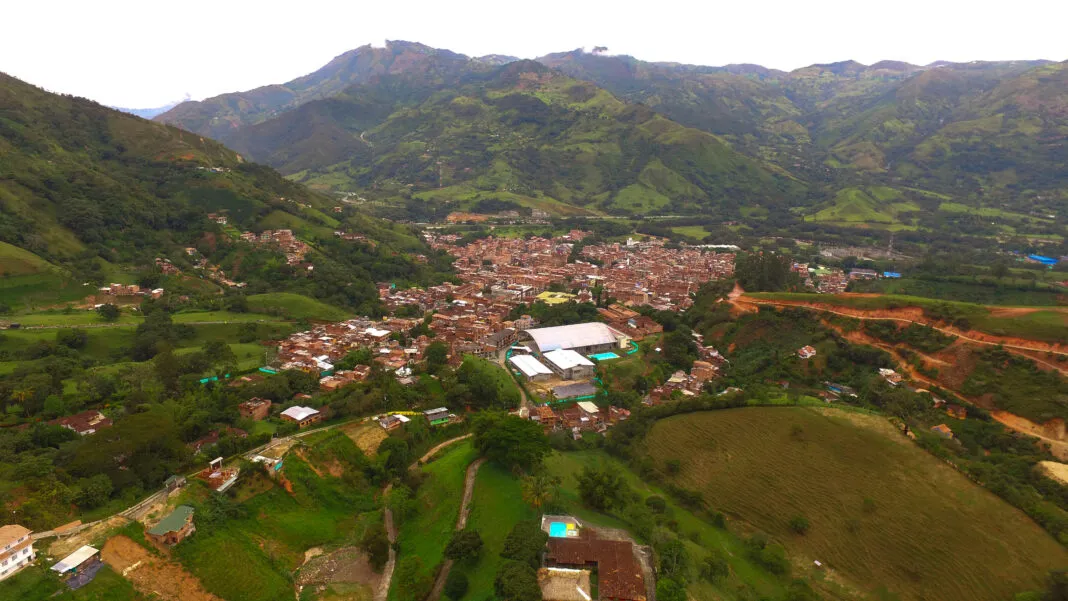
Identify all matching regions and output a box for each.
[423,407,451,426]
[50,546,100,576]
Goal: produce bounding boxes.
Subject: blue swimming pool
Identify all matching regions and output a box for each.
[589,352,620,361]
[549,522,568,537]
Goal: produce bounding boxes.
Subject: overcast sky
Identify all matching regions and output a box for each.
[5,0,1067,107]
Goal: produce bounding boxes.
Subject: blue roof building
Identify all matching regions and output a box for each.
[1028,254,1058,266]
[882,272,902,278]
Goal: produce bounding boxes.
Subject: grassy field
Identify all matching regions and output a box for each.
[544,450,791,601]
[670,225,711,239]
[390,441,478,601]
[458,463,536,600]
[0,241,60,276]
[849,277,1066,307]
[0,564,144,601]
[746,292,1068,343]
[0,273,88,311]
[642,407,1068,601]
[247,293,351,321]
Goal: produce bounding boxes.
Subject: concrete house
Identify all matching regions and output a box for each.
[423,407,451,426]
[280,406,321,428]
[509,354,554,381]
[0,524,35,581]
[238,398,271,421]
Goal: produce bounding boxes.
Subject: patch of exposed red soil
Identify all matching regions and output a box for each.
[102,536,221,601]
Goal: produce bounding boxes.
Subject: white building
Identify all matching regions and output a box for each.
[509,354,554,381]
[543,349,596,380]
[519,322,629,356]
[0,525,35,581]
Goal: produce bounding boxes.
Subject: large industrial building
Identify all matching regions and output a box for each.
[519,323,630,356]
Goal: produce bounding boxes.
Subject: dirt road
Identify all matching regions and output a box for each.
[424,457,486,601]
[374,434,475,601]
[741,296,1068,362]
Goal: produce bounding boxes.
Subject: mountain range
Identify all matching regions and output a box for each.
[155,41,1068,230]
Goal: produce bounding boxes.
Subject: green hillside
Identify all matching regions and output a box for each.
[643,407,1068,601]
[0,71,324,264]
[152,43,1068,228]
[0,72,453,314]
[229,60,804,216]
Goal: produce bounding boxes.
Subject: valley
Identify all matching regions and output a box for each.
[1,29,1068,601]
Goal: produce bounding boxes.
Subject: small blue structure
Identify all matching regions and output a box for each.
[882,272,902,278]
[1028,254,1058,266]
[589,352,620,361]
[549,522,568,537]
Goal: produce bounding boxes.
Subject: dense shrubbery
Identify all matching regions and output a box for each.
[864,321,954,353]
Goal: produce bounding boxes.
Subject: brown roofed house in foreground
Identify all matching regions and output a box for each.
[545,531,646,601]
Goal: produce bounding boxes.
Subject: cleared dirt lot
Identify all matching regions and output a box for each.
[101,535,221,601]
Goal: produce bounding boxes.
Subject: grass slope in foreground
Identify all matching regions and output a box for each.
[643,407,1068,601]
[457,462,537,600]
[390,440,478,601]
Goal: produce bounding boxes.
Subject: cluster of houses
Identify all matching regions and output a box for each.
[529,401,631,439]
[273,317,429,378]
[238,229,312,266]
[426,232,735,312]
[96,283,164,299]
[1,501,197,589]
[792,262,905,293]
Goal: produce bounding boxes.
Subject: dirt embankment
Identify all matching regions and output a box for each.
[740,295,1068,358]
[297,546,380,598]
[818,315,1068,459]
[101,536,221,601]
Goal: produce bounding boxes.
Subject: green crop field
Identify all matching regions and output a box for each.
[849,278,1067,307]
[390,441,478,601]
[642,408,1068,601]
[0,273,88,311]
[247,293,351,321]
[458,463,536,600]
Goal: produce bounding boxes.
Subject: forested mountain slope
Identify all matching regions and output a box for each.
[222,60,804,216]
[0,72,451,312]
[156,42,1068,221]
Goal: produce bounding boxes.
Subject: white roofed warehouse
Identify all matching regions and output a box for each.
[519,322,630,356]
[543,349,596,381]
[509,354,554,381]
